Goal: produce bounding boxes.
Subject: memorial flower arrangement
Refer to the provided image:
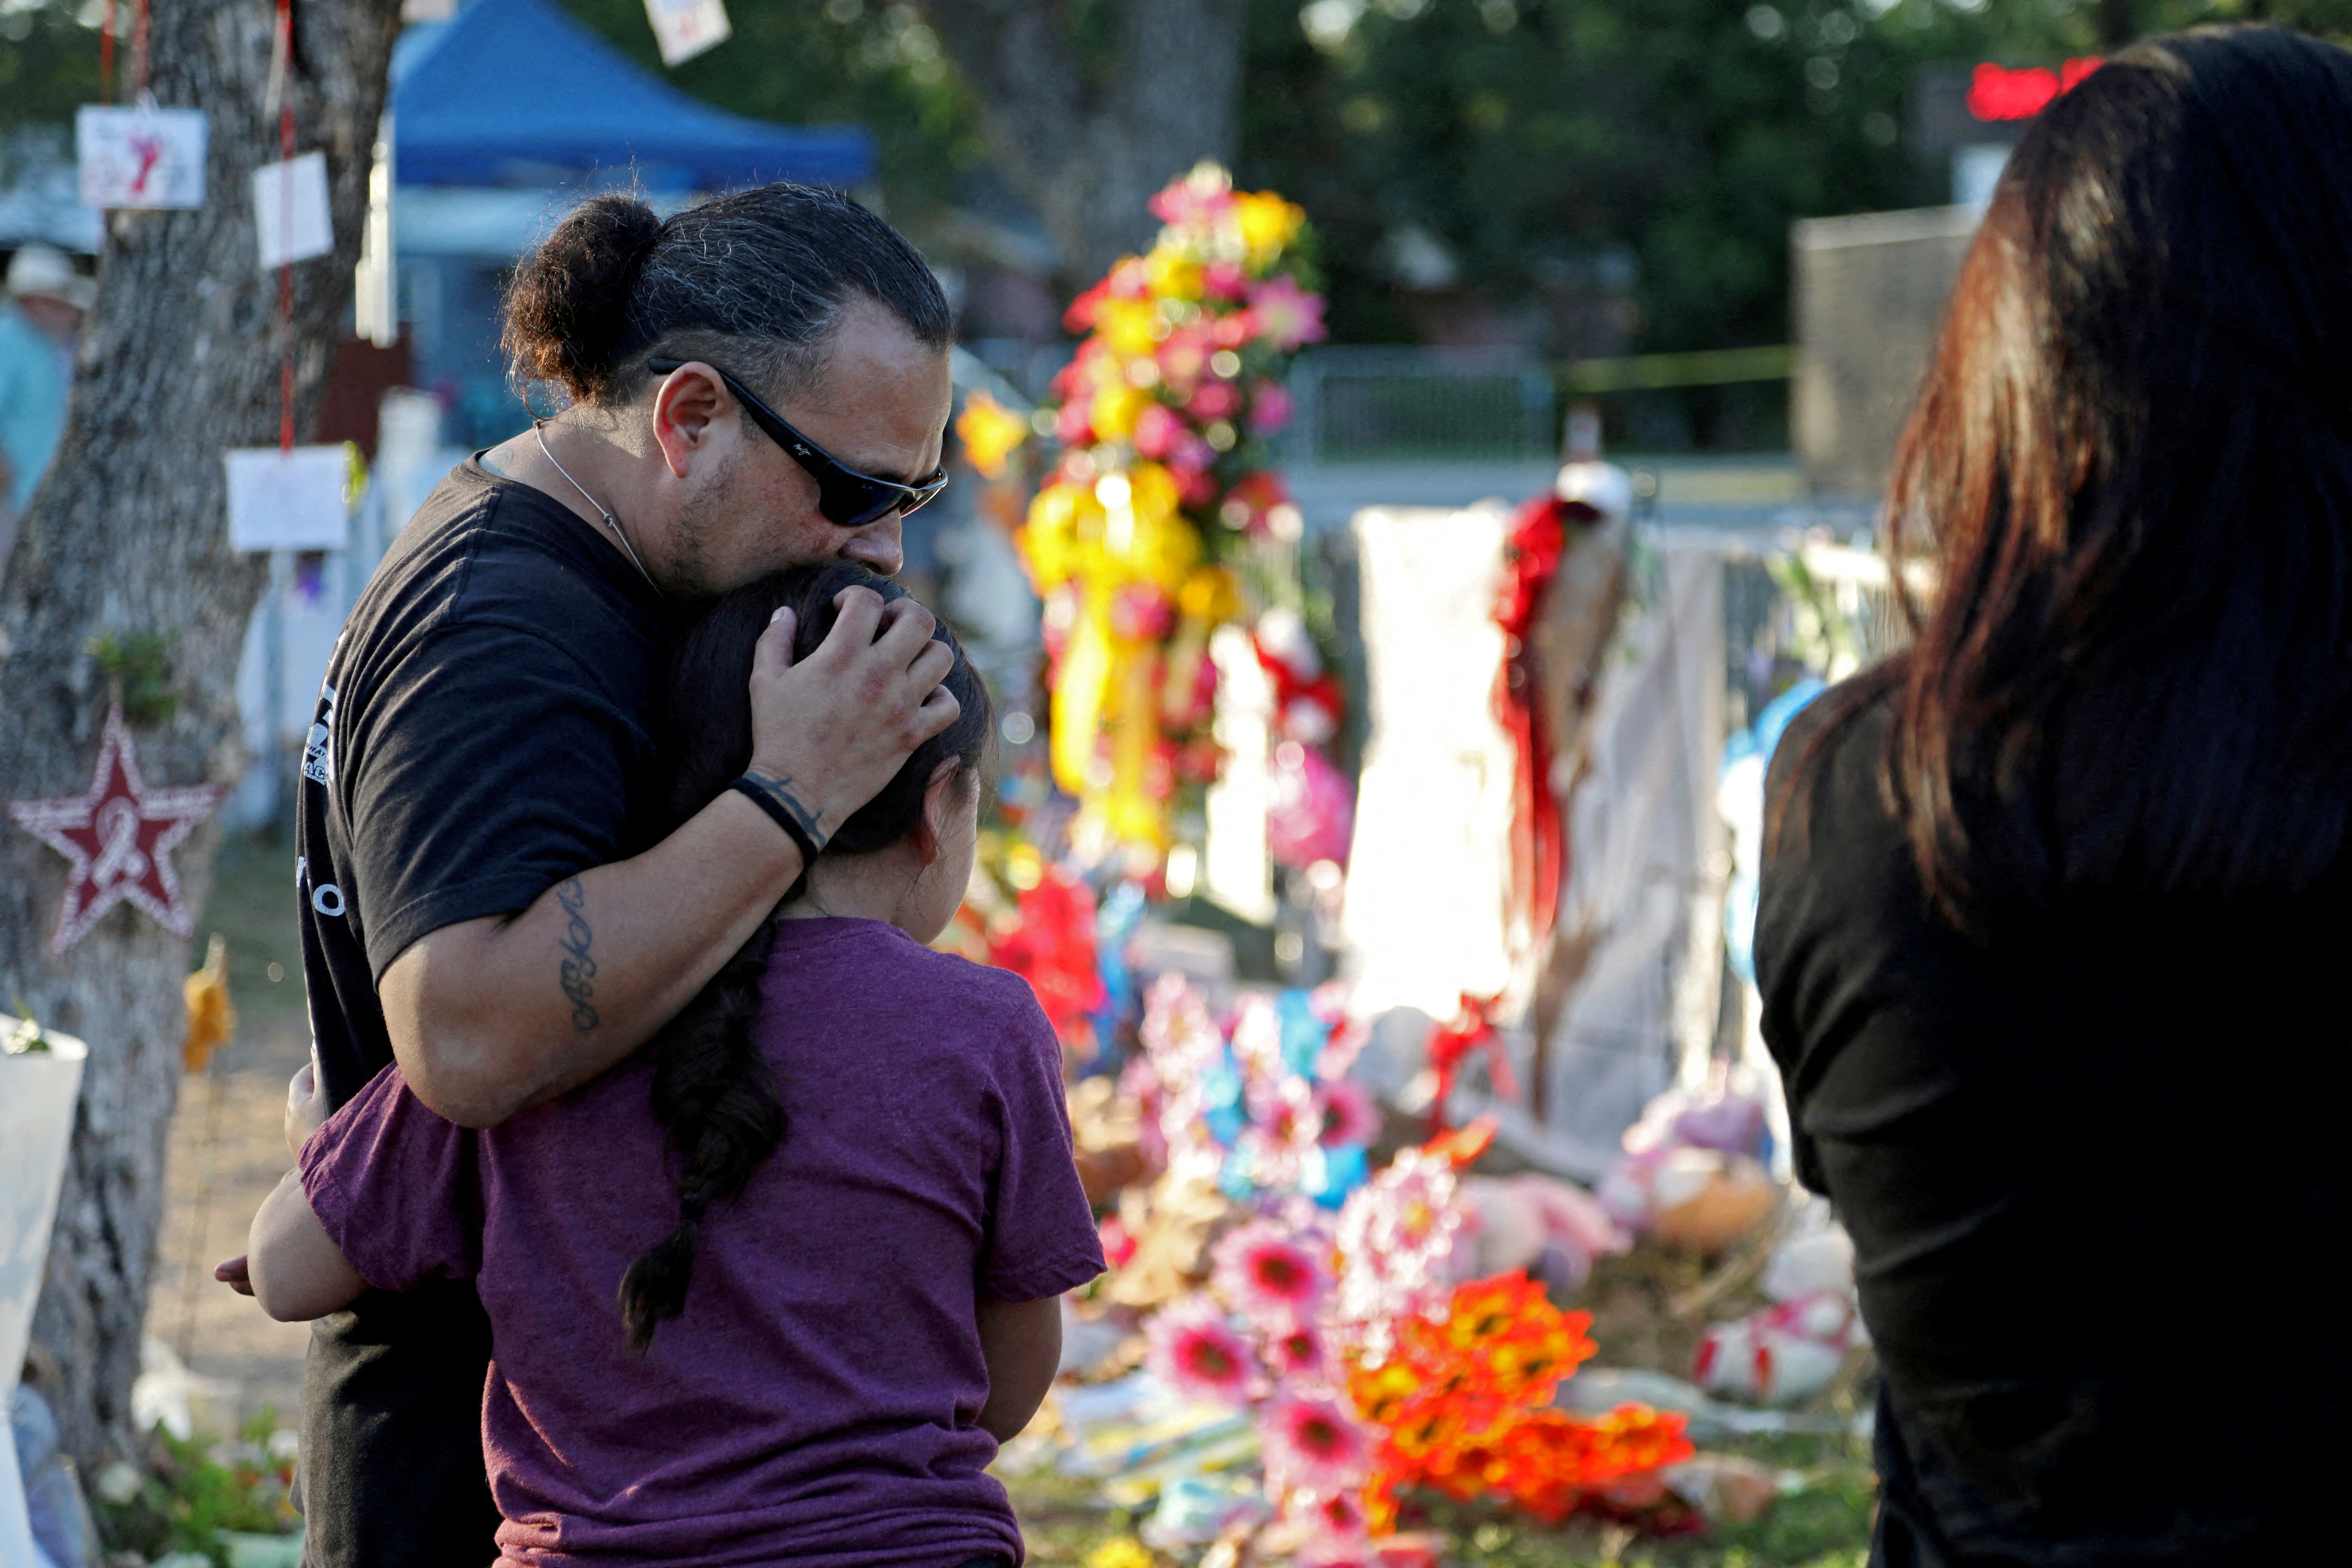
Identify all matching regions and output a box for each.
[1018,162,1326,861]
[1108,977,1694,1555]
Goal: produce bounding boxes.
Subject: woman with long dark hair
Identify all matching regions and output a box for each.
[244,564,1104,1566]
[1759,26,2348,1566]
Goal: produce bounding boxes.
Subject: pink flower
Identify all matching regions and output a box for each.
[1131,401,1185,460]
[1317,1079,1380,1148]
[1145,1301,1260,1404]
[1150,166,1236,228]
[1261,1394,1371,1493]
[1288,1484,1372,1549]
[1213,1220,1326,1317]
[1167,432,1218,476]
[1187,379,1242,422]
[1248,275,1329,352]
[1156,324,1213,391]
[1109,584,1176,642]
[1249,379,1295,436]
[1263,1315,1330,1382]
[1106,255,1153,299]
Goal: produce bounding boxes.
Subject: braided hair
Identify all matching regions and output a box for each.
[616,563,993,1352]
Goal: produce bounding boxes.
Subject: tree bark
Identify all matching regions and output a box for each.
[915,0,1248,289]
[0,0,400,1469]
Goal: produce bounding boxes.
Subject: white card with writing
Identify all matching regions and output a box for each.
[645,0,730,66]
[76,104,209,210]
[252,152,334,268]
[225,446,349,551]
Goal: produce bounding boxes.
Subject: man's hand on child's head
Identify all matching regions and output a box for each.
[285,1051,329,1158]
[745,587,959,842]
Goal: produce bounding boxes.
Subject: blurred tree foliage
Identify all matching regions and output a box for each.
[0,0,103,131]
[553,0,990,218]
[8,0,2351,370]
[1237,0,2352,358]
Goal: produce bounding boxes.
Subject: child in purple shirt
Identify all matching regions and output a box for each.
[247,564,1105,1567]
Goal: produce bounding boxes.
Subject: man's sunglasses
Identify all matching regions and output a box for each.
[645,357,949,531]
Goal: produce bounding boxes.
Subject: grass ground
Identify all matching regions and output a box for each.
[1003,1428,1874,1568]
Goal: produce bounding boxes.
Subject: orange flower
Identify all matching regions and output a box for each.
[1346,1276,1682,1534]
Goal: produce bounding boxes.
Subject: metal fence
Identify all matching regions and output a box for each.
[1285,346,1556,465]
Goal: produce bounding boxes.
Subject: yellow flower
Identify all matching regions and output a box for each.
[1176,565,1241,623]
[1236,191,1305,267]
[1125,460,1182,527]
[953,390,1030,481]
[1144,250,1204,302]
[1110,464,1201,589]
[1089,384,1151,442]
[1096,298,1160,358]
[1020,480,1101,592]
[1085,1540,1155,1568]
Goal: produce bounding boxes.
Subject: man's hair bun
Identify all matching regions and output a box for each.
[502,182,951,411]
[501,193,664,405]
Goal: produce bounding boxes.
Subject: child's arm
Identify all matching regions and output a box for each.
[248,1168,368,1322]
[974,1295,1061,1442]
[246,1055,368,1321]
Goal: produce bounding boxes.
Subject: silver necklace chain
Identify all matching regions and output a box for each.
[533,420,658,591]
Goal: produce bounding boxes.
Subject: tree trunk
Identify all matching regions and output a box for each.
[2095,0,2138,50]
[0,0,400,1469]
[915,0,1248,289]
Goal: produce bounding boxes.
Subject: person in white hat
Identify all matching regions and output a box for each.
[0,244,94,537]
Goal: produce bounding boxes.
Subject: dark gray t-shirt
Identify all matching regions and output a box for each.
[298,456,673,1109]
[303,917,1106,1567]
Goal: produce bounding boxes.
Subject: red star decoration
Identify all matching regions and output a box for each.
[7,705,225,955]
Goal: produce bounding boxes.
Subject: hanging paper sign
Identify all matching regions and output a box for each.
[252,152,334,268]
[644,0,731,67]
[224,446,349,550]
[76,104,209,210]
[7,707,225,954]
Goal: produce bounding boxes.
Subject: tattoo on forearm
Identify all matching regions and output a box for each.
[740,770,828,850]
[555,876,598,1031]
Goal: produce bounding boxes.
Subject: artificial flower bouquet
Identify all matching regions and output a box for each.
[1072,976,1694,1559]
[1018,163,1327,861]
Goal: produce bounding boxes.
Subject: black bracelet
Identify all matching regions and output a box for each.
[729,773,826,868]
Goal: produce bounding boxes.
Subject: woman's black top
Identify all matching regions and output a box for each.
[1756,684,2335,1568]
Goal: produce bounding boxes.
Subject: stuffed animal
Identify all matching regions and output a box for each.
[1693,1203,1867,1404]
[1597,1082,1777,1256]
[1451,1172,1631,1293]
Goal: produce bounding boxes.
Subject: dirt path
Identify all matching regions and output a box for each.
[144,831,315,1436]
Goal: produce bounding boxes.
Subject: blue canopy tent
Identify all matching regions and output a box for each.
[394,0,873,192]
[384,0,876,442]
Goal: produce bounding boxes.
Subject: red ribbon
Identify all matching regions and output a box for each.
[1249,630,1344,744]
[1425,992,1515,1137]
[1493,493,1571,945]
